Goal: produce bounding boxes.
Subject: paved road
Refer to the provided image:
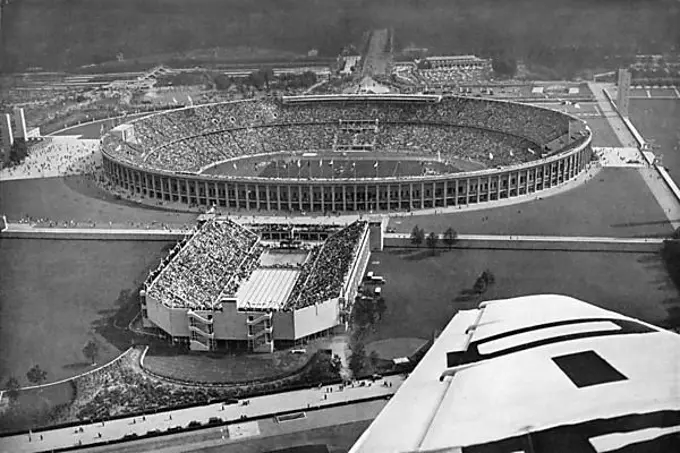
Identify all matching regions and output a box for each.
[0,376,403,453]
[386,233,665,245]
[85,400,385,453]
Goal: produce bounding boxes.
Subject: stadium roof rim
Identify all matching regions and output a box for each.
[281,94,443,103]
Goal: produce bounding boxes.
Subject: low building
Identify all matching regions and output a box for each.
[424,55,491,70]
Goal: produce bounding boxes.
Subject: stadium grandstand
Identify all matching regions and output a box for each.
[101,94,592,213]
[141,219,371,352]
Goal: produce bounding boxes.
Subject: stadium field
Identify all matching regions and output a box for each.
[389,168,673,238]
[364,248,678,349]
[202,153,479,179]
[0,239,172,385]
[630,99,680,180]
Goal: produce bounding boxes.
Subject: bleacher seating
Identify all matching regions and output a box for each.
[102,97,572,173]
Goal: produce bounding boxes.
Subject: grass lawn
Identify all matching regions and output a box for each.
[143,350,311,384]
[362,248,678,346]
[0,382,75,433]
[585,116,623,147]
[364,338,426,360]
[0,176,196,225]
[389,168,672,238]
[630,99,680,179]
[0,239,173,385]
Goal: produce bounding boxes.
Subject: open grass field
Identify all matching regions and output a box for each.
[629,99,680,180]
[3,0,677,75]
[0,176,196,225]
[0,238,172,385]
[0,380,75,433]
[389,168,673,238]
[584,116,623,147]
[143,350,311,384]
[363,248,679,349]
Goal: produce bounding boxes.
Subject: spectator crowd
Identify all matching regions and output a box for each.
[286,221,367,310]
[146,220,259,310]
[145,220,367,312]
[102,97,573,174]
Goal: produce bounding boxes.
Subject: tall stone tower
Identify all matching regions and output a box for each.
[617,68,631,118]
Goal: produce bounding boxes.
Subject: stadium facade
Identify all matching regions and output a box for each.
[101,94,593,213]
[140,219,371,352]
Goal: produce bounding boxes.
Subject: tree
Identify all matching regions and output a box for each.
[426,232,438,254]
[4,376,20,403]
[443,227,458,250]
[482,269,496,286]
[492,54,518,78]
[368,350,380,370]
[410,225,424,248]
[82,339,100,365]
[376,296,387,321]
[671,227,680,240]
[348,341,366,376]
[473,275,488,294]
[473,269,496,294]
[331,354,343,374]
[26,365,47,387]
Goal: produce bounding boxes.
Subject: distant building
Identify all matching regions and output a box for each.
[424,55,491,70]
[340,55,362,76]
[0,113,13,167]
[110,124,136,143]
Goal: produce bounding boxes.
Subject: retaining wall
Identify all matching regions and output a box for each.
[384,235,664,253]
[0,228,187,241]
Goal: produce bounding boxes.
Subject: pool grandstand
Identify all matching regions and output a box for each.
[101,94,592,213]
[140,219,371,352]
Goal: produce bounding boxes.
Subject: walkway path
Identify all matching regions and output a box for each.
[0,375,403,453]
[2,223,668,247]
[387,233,665,245]
[0,139,101,182]
[85,399,386,453]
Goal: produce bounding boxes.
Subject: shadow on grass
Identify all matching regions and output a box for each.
[637,253,664,264]
[452,288,482,306]
[62,362,92,372]
[402,249,440,261]
[62,175,196,215]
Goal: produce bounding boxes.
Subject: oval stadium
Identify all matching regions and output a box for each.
[101,94,593,213]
